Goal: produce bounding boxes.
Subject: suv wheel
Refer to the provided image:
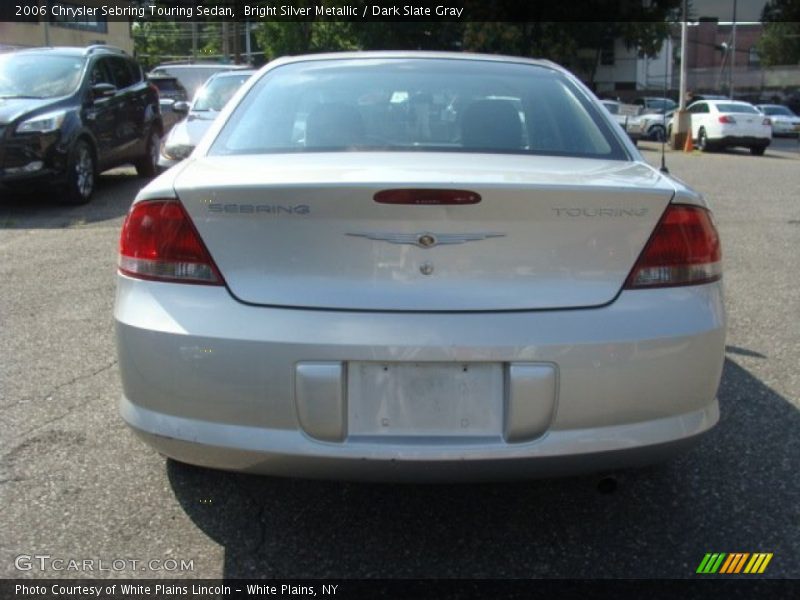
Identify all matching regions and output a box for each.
[63,139,96,205]
[750,145,766,156]
[135,129,161,178]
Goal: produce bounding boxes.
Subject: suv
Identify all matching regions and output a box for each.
[149,63,251,101]
[147,74,188,133]
[0,46,162,204]
[633,96,677,114]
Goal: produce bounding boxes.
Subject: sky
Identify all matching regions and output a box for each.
[690,0,769,22]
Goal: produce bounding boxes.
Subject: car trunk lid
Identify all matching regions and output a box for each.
[174,153,674,311]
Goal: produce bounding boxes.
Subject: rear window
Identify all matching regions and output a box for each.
[209,58,626,160]
[716,103,759,114]
[152,66,237,99]
[151,78,182,92]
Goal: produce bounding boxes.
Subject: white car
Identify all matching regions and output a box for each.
[756,104,800,137]
[637,110,672,142]
[687,100,772,155]
[115,52,725,481]
[601,100,642,143]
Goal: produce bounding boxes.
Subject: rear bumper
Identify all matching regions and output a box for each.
[115,276,726,480]
[124,399,718,481]
[710,135,771,147]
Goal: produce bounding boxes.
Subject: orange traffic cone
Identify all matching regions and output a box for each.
[683,131,694,153]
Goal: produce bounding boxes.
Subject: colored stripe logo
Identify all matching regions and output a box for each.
[696,553,773,574]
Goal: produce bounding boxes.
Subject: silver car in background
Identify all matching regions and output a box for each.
[115,53,725,481]
[159,69,255,168]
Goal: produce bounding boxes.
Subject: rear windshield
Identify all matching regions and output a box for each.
[209,58,627,160]
[716,103,759,114]
[152,66,234,99]
[151,78,183,93]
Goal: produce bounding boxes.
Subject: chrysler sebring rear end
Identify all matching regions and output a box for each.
[115,54,725,480]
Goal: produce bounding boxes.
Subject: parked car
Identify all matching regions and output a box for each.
[633,96,677,114]
[159,69,255,168]
[686,99,771,155]
[147,74,188,133]
[756,104,800,137]
[637,109,673,142]
[601,100,642,143]
[116,52,724,481]
[0,45,162,204]
[148,63,250,101]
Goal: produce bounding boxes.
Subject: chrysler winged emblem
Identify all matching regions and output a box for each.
[346,232,506,249]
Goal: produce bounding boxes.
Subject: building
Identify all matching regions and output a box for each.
[0,1,133,54]
[583,19,765,100]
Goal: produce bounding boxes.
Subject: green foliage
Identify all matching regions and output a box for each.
[758,0,800,66]
[757,22,800,66]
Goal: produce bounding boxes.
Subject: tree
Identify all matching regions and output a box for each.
[757,0,800,66]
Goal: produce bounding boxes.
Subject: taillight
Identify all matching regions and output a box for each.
[718,115,736,124]
[625,204,721,289]
[118,199,223,285]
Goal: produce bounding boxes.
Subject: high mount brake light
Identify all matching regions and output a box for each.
[625,204,722,289]
[374,189,481,205]
[118,199,223,285]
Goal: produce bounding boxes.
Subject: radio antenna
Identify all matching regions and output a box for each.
[659,53,670,174]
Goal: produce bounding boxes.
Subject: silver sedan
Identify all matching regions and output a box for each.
[115,52,725,481]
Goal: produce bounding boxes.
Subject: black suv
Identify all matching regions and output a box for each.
[0,46,162,204]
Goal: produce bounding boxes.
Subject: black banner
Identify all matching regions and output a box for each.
[2,579,799,600]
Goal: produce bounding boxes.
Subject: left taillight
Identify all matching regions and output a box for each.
[118,199,223,285]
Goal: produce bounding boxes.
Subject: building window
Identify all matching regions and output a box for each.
[748,47,760,67]
[49,1,108,34]
[600,40,615,66]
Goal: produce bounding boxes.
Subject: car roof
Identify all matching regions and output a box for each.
[263,51,565,75]
[690,99,755,107]
[8,45,126,58]
[151,64,250,71]
[206,69,257,80]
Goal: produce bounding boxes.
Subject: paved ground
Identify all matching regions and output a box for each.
[1,139,798,580]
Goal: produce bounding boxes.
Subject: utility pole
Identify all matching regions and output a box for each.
[730,0,737,99]
[672,0,691,149]
[245,20,252,65]
[221,21,229,63]
[191,22,198,62]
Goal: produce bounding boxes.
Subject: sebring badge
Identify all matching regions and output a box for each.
[346,232,506,249]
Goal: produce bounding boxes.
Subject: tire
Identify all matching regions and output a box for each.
[750,145,766,156]
[135,129,161,178]
[649,125,666,142]
[698,128,711,152]
[62,139,96,205]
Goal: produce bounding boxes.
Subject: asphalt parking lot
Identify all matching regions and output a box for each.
[1,138,798,580]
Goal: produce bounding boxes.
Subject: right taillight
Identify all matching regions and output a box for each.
[625,204,721,289]
[119,199,223,285]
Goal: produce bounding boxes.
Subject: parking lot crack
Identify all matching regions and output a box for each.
[8,360,118,439]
